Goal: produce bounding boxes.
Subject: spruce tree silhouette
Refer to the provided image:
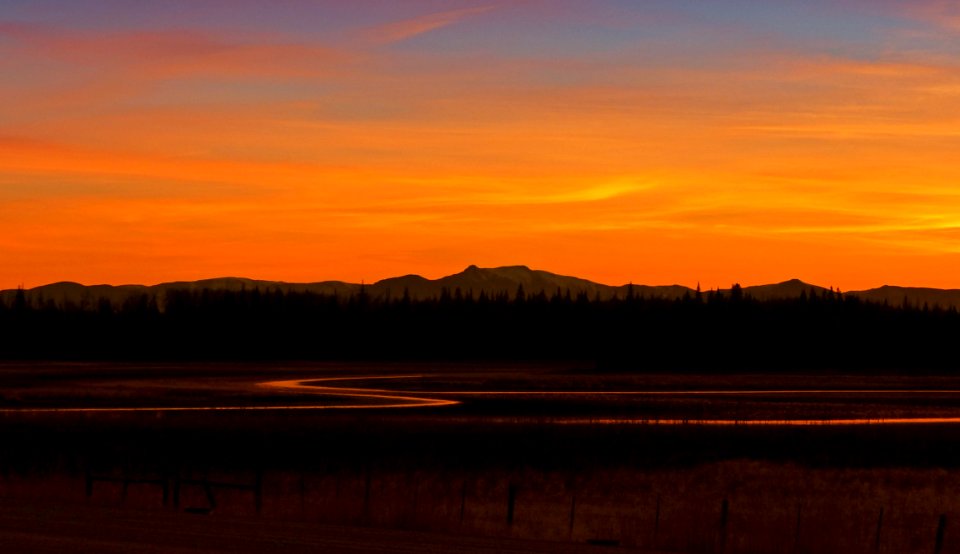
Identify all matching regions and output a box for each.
[0,281,957,369]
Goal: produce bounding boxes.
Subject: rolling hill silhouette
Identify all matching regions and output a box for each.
[740,279,832,300]
[2,266,959,309]
[370,265,689,301]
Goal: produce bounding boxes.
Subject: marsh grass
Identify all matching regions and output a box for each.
[3,413,960,553]
[5,364,960,552]
[6,456,960,553]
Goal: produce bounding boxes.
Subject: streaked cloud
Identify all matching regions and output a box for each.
[897,0,960,31]
[2,2,960,289]
[0,22,346,79]
[360,5,495,45]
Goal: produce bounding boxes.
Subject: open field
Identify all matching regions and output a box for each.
[4,362,960,553]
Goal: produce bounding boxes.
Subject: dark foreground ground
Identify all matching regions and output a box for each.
[0,498,652,554]
[4,362,960,553]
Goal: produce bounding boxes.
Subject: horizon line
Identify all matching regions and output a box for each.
[2,265,956,294]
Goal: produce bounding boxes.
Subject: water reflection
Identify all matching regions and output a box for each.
[553,417,960,426]
[3,375,960,426]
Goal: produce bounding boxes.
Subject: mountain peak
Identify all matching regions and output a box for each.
[462,264,533,275]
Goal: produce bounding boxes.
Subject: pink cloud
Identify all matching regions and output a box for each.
[360,5,495,45]
[0,22,347,79]
[856,0,960,32]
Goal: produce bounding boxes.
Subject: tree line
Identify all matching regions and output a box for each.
[0,284,956,371]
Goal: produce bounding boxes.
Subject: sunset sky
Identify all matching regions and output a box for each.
[2,1,960,290]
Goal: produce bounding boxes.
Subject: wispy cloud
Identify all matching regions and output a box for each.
[904,0,960,31]
[360,5,494,45]
[0,22,346,79]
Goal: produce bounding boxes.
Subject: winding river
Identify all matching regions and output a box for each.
[4,374,960,425]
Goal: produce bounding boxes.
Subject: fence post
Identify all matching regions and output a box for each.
[794,504,803,554]
[362,468,371,525]
[507,482,517,526]
[254,469,263,515]
[203,480,217,510]
[298,472,306,515]
[654,495,661,546]
[172,475,180,509]
[409,472,420,527]
[935,514,947,554]
[874,507,884,553]
[719,498,729,554]
[459,479,467,525]
[569,496,576,539]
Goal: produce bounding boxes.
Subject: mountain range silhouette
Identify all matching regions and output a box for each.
[3,265,959,309]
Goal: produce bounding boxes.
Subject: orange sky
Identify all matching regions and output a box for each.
[2,1,960,290]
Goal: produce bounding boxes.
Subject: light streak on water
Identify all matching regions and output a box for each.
[551,417,960,426]
[260,376,459,409]
[3,375,960,425]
